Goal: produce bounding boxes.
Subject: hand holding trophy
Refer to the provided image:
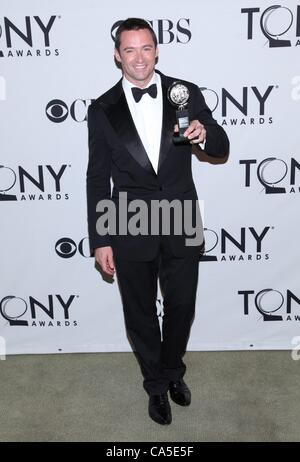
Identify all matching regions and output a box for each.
[167,81,190,145]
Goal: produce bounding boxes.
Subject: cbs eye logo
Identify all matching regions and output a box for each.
[55,237,91,258]
[46,99,68,123]
[45,99,94,123]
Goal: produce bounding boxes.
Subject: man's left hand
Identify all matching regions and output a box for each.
[183,120,206,144]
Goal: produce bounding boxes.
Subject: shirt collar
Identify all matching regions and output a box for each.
[122,71,160,94]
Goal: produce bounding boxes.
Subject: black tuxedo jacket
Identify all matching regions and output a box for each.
[86,70,229,261]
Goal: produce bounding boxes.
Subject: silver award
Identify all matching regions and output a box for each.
[167,81,190,144]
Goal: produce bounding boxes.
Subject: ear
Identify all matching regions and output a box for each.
[155,46,159,59]
[114,49,121,63]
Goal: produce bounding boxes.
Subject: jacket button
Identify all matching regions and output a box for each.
[159,186,163,191]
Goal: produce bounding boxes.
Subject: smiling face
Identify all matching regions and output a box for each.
[114,28,159,88]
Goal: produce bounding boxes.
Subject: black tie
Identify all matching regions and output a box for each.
[131,84,157,103]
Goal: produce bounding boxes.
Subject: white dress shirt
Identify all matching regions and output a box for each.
[123,72,162,174]
[123,72,206,171]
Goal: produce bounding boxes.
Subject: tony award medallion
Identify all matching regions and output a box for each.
[167,81,190,144]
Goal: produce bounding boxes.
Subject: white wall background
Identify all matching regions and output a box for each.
[1,0,299,354]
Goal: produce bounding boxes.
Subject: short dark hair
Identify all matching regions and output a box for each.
[114,18,158,51]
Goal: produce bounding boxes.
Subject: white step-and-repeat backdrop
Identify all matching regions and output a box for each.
[1,0,299,354]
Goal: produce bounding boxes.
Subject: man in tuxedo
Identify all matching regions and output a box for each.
[86,18,229,425]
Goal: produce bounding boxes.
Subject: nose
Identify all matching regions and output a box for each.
[135,50,144,62]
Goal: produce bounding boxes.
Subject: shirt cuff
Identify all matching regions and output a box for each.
[198,140,206,150]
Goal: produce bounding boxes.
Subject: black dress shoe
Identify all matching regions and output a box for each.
[169,379,191,406]
[148,393,172,425]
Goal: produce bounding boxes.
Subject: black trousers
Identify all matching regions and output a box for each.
[115,237,199,395]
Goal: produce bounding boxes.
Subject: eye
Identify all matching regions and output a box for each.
[46,100,68,123]
[55,238,77,258]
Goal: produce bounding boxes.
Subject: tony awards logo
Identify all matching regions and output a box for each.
[168,81,190,144]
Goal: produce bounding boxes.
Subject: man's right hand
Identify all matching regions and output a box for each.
[95,246,115,277]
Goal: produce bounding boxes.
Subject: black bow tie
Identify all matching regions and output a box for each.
[131,84,157,103]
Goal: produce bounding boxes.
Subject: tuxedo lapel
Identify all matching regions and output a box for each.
[157,74,176,172]
[100,80,155,175]
[99,72,175,176]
